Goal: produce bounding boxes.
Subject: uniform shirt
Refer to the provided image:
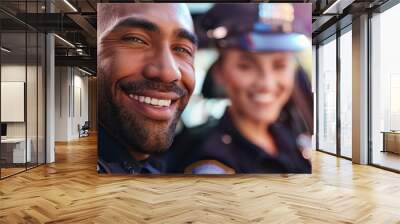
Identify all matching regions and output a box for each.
[178,110,311,174]
[97,126,163,174]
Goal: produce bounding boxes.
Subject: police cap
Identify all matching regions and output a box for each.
[202,3,310,52]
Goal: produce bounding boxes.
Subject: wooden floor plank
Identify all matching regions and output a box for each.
[0,135,400,223]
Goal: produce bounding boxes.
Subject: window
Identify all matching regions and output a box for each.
[339,28,352,158]
[370,3,400,171]
[317,37,337,154]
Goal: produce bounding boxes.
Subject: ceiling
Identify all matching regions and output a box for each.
[0,0,391,74]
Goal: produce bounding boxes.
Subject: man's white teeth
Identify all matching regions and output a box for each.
[128,94,171,107]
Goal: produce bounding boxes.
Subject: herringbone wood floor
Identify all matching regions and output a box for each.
[1,135,400,224]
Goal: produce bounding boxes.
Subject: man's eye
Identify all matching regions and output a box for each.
[121,36,146,44]
[174,46,192,56]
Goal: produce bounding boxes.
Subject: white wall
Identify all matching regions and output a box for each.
[55,66,69,141]
[71,73,89,138]
[54,67,89,141]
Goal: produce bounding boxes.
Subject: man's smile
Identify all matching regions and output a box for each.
[119,87,182,121]
[129,94,172,107]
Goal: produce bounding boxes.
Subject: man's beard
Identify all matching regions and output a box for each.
[98,69,188,155]
[109,97,183,154]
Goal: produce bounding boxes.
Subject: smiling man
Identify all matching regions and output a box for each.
[97,3,197,174]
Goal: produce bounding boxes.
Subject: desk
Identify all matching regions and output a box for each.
[1,138,31,163]
[382,131,400,154]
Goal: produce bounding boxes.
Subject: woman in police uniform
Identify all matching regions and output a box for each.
[169,3,312,174]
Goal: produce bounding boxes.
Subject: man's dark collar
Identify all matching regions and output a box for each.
[97,125,163,174]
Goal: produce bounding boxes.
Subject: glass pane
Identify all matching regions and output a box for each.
[27,0,39,170]
[38,32,45,165]
[27,31,38,169]
[371,5,400,171]
[1,1,46,178]
[1,30,27,177]
[318,38,337,154]
[340,29,352,158]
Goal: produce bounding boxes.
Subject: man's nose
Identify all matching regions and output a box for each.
[143,45,181,83]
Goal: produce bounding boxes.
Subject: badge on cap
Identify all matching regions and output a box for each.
[257,3,295,33]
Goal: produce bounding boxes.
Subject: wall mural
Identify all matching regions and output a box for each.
[97,3,313,175]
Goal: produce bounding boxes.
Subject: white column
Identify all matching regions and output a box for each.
[312,45,317,150]
[352,14,369,164]
[45,0,56,163]
[46,32,55,163]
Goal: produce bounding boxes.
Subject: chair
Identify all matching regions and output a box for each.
[78,121,90,138]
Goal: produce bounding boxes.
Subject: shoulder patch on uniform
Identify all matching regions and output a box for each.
[184,160,235,174]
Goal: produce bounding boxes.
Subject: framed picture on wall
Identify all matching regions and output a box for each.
[1,81,25,123]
